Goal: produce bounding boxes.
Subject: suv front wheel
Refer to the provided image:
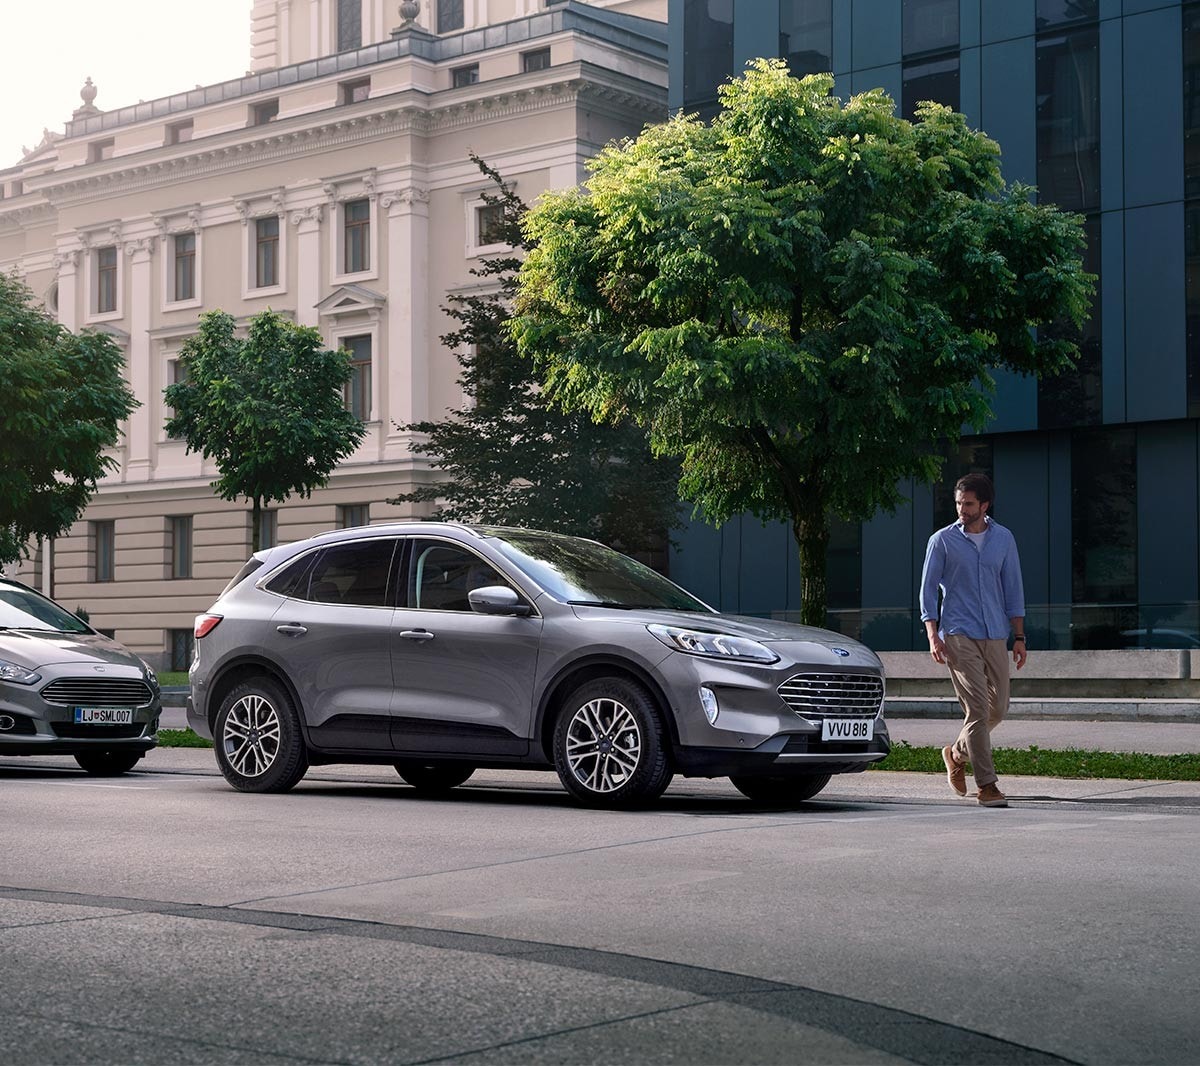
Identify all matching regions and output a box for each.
[552,677,672,808]
[214,677,309,793]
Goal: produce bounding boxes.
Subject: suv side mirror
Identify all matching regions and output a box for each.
[468,585,531,617]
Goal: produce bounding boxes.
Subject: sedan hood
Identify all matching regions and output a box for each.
[0,630,149,672]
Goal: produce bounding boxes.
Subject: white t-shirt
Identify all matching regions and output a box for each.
[965,529,988,552]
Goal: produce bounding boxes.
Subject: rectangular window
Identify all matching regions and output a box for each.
[255,216,279,288]
[338,0,362,51]
[167,120,194,145]
[92,521,115,583]
[1036,0,1098,31]
[682,0,734,120]
[338,504,369,529]
[89,138,115,163]
[452,64,480,87]
[170,516,193,580]
[341,335,372,420]
[173,232,196,302]
[902,0,958,57]
[780,0,831,78]
[1036,26,1100,212]
[96,246,117,313]
[170,628,195,672]
[902,54,960,121]
[1071,425,1136,606]
[343,199,370,273]
[476,202,506,247]
[437,0,464,33]
[252,99,279,125]
[1187,4,1200,199]
[166,357,189,439]
[258,509,278,550]
[522,48,552,73]
[340,77,371,104]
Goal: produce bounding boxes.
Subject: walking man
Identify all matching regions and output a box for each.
[919,473,1027,808]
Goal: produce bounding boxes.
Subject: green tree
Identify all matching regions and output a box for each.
[0,273,137,566]
[165,309,365,552]
[513,61,1095,625]
[392,156,680,556]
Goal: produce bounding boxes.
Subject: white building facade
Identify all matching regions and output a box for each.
[0,0,666,668]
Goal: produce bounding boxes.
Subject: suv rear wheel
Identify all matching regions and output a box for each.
[553,677,672,808]
[729,772,832,806]
[214,677,309,793]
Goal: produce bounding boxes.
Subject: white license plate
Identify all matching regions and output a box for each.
[821,717,874,742]
[73,707,134,725]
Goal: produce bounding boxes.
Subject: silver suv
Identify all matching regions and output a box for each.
[188,524,889,807]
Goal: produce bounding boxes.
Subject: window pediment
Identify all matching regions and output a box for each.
[316,283,387,319]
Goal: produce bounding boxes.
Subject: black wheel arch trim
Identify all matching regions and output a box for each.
[202,654,310,744]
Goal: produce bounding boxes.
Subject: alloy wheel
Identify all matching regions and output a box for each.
[221,693,282,778]
[564,696,643,793]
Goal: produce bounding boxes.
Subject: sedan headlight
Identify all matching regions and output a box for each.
[648,624,779,664]
[0,659,42,685]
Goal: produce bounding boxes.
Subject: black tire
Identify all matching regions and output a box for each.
[74,750,143,776]
[394,761,475,794]
[729,773,832,806]
[552,676,672,808]
[213,676,309,793]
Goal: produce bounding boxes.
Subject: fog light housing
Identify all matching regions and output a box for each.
[698,686,719,725]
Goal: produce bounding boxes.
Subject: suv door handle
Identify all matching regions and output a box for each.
[276,623,308,636]
[400,629,435,642]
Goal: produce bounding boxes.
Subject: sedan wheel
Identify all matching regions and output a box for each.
[729,772,832,806]
[74,750,143,776]
[214,677,308,793]
[553,677,671,808]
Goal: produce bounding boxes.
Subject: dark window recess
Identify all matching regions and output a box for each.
[258,510,278,550]
[338,0,362,51]
[780,0,831,78]
[166,357,189,439]
[168,120,194,144]
[341,334,372,420]
[338,504,370,529]
[1071,425,1137,611]
[1036,0,1099,31]
[1036,26,1100,213]
[252,99,279,125]
[902,0,958,57]
[93,521,115,583]
[522,48,552,72]
[453,64,480,87]
[682,0,734,121]
[255,216,280,288]
[476,203,506,246]
[340,78,370,104]
[902,54,959,121]
[171,628,195,672]
[173,232,196,301]
[96,246,117,313]
[171,516,193,580]
[931,437,995,529]
[305,540,397,607]
[343,199,370,273]
[89,138,114,163]
[1039,215,1101,429]
[438,0,464,33]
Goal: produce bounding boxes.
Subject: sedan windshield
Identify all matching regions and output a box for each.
[487,531,713,613]
[0,581,90,633]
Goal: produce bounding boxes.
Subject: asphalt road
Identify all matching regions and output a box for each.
[2,751,1198,1065]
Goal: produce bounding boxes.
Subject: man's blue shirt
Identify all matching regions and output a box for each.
[919,516,1025,640]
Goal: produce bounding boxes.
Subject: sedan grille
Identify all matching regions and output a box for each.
[40,678,155,707]
[777,673,884,717]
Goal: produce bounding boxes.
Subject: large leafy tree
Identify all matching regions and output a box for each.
[513,60,1095,625]
[0,273,137,566]
[165,310,365,551]
[392,156,680,556]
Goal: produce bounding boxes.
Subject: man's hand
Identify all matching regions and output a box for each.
[1013,642,1027,670]
[928,633,946,665]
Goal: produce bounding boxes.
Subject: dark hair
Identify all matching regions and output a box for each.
[955,472,994,506]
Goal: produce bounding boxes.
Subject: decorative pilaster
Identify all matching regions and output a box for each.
[125,238,155,482]
[52,248,81,330]
[382,186,430,454]
[290,204,324,327]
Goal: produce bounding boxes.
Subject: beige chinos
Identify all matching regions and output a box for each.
[943,635,1009,788]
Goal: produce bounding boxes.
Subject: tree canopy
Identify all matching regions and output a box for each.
[165,309,365,551]
[513,60,1095,624]
[392,157,680,557]
[0,273,137,566]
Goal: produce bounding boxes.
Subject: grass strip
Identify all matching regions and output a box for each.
[874,741,1200,781]
[158,728,213,749]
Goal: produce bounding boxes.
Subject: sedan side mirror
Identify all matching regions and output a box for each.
[468,585,532,617]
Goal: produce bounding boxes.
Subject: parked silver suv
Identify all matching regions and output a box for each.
[188,523,889,807]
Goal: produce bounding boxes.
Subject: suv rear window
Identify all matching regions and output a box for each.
[220,558,265,597]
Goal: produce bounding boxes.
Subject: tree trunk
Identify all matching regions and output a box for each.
[792,507,829,629]
[250,496,262,554]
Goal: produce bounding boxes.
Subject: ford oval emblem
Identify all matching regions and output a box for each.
[831,647,850,657]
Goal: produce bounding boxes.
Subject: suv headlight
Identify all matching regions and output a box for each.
[0,659,42,685]
[648,624,779,664]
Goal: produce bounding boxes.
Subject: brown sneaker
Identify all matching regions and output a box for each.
[977,783,1008,808]
[942,745,967,797]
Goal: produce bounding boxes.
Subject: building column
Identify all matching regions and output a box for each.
[383,187,430,456]
[291,205,323,326]
[53,248,80,331]
[125,238,155,482]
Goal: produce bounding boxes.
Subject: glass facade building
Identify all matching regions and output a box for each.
[667,0,1200,651]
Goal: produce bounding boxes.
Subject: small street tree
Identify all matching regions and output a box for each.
[392,157,680,556]
[165,310,365,552]
[0,273,137,566]
[513,61,1095,625]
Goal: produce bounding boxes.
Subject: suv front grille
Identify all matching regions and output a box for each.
[777,673,884,717]
[40,678,155,707]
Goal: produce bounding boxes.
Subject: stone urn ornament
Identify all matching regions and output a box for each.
[399,0,420,23]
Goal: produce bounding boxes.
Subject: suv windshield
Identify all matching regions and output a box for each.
[488,531,712,613]
[0,581,91,633]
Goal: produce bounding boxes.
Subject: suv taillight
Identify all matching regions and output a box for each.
[194,614,223,639]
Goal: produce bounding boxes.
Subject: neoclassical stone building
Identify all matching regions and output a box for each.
[0,0,666,667]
